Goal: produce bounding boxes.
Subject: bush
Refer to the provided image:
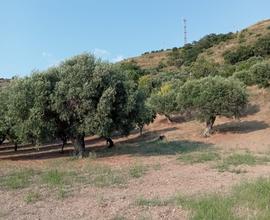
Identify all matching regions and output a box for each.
[232,70,254,86]
[169,32,234,67]
[254,35,270,57]
[250,61,270,88]
[190,58,219,79]
[223,46,255,64]
[235,56,263,71]
[218,64,236,78]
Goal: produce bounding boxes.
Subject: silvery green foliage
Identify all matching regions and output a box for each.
[177,76,248,125]
[2,53,149,154]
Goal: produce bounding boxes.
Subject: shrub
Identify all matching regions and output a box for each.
[190,58,219,79]
[254,35,270,57]
[232,70,254,86]
[223,46,255,64]
[250,61,270,88]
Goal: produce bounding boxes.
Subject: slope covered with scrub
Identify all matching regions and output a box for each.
[124,19,270,71]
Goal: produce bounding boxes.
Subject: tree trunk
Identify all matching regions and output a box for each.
[71,134,85,157]
[60,137,67,153]
[203,116,216,137]
[105,137,114,148]
[139,125,143,136]
[14,143,18,152]
[0,135,5,145]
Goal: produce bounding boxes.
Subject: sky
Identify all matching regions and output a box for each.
[0,0,270,78]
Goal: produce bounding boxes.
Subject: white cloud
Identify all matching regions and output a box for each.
[112,55,125,63]
[92,48,110,58]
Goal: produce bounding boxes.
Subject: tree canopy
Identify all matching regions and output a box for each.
[1,54,153,156]
[177,76,248,136]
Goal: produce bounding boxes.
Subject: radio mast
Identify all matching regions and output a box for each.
[183,18,187,45]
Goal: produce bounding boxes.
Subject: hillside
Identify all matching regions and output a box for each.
[0,78,10,87]
[125,19,270,70]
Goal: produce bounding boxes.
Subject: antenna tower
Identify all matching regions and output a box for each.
[183,18,187,45]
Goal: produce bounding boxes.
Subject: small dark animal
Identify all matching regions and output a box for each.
[158,135,166,140]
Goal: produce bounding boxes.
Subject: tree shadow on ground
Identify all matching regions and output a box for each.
[0,143,34,152]
[215,120,269,134]
[94,139,213,158]
[115,127,178,145]
[0,127,209,160]
[241,104,261,117]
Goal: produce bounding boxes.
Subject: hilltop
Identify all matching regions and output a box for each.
[124,19,270,71]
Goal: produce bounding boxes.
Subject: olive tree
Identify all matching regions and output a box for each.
[51,54,144,156]
[133,89,155,135]
[0,88,8,144]
[5,72,60,150]
[177,76,248,136]
[148,80,183,122]
[5,53,152,156]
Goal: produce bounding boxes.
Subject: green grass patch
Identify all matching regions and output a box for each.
[25,191,41,204]
[0,169,34,190]
[232,178,270,219]
[136,178,270,219]
[83,163,149,187]
[41,169,66,186]
[129,163,147,178]
[181,195,236,220]
[95,140,212,157]
[216,153,270,172]
[85,165,127,187]
[178,151,220,164]
[153,178,270,220]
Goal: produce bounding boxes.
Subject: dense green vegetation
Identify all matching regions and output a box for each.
[224,35,270,64]
[168,32,234,67]
[0,54,153,156]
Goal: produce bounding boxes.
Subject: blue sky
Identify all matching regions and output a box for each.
[1,0,269,78]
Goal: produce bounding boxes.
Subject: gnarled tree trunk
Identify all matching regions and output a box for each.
[203,116,216,137]
[0,135,6,145]
[60,137,67,153]
[71,134,85,157]
[139,125,143,136]
[105,137,114,148]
